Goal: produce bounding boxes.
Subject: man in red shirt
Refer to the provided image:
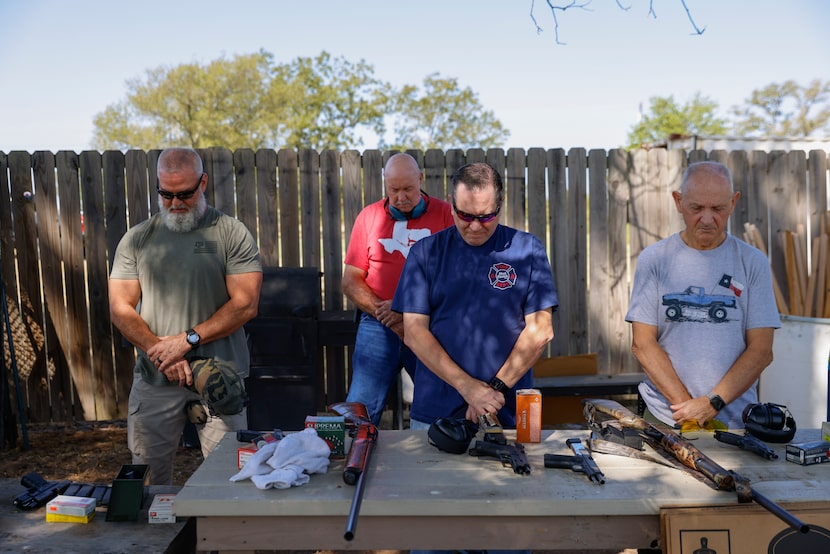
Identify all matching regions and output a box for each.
[342,153,454,424]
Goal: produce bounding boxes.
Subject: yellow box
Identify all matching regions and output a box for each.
[46,511,95,524]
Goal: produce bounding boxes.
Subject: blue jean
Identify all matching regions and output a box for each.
[345,312,417,425]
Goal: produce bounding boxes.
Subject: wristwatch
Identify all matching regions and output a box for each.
[185,328,201,349]
[488,376,509,393]
[708,393,725,411]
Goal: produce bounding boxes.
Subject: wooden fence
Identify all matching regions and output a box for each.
[1,147,827,424]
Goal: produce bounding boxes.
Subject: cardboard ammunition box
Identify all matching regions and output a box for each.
[236,431,281,469]
[46,511,95,524]
[305,415,346,456]
[785,440,830,465]
[46,495,96,518]
[148,493,177,524]
[237,445,258,469]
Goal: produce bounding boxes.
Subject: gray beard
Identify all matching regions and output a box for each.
[158,194,208,233]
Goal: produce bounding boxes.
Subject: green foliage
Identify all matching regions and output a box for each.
[627,93,728,148]
[731,79,830,137]
[92,51,508,152]
[272,52,391,150]
[92,51,277,150]
[384,73,510,151]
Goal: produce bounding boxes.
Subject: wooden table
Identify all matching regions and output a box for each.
[174,428,830,552]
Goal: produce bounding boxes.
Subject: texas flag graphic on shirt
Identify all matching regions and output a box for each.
[718,274,744,297]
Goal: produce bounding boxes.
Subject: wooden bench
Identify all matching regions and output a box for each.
[532,354,643,426]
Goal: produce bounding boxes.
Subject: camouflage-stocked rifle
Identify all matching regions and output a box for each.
[582,398,809,534]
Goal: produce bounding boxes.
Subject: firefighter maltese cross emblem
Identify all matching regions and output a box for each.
[489,262,517,290]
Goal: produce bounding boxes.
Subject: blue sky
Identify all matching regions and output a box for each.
[1,0,828,153]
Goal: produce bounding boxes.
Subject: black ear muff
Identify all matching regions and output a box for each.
[428,417,478,454]
[742,403,796,443]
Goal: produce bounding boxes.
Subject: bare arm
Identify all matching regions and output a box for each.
[630,321,692,408]
[109,277,159,352]
[342,263,403,337]
[492,308,554,389]
[633,321,775,425]
[145,271,262,385]
[403,312,505,420]
[670,327,774,425]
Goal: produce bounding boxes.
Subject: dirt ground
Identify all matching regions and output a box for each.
[0,419,203,487]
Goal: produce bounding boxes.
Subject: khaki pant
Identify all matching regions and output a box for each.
[128,377,247,485]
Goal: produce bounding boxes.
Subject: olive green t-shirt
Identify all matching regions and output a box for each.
[110,206,262,385]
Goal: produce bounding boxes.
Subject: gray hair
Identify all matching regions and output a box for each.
[158,147,203,175]
[680,161,733,194]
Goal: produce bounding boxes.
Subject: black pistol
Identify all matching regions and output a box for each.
[714,430,778,460]
[468,413,531,475]
[12,472,71,510]
[544,437,606,484]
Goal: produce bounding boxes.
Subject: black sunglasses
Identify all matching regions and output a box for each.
[157,173,204,201]
[452,201,501,223]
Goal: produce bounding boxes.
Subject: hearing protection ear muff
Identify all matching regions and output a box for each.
[385,191,430,221]
[742,402,796,443]
[428,417,478,454]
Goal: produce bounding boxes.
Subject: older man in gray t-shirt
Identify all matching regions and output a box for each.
[625,161,780,430]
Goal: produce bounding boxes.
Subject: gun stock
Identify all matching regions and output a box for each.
[582,398,809,534]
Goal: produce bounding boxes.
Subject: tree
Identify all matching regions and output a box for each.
[626,93,728,148]
[731,79,830,138]
[92,51,509,152]
[272,52,391,150]
[92,51,279,150]
[384,73,510,151]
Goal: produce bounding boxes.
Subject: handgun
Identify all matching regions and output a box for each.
[544,437,606,484]
[714,430,778,460]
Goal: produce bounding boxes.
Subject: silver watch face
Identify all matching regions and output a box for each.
[187,331,200,345]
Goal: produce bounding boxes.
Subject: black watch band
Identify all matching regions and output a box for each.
[186,328,201,349]
[708,394,725,411]
[488,376,508,393]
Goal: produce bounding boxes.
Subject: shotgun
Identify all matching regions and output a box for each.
[328,402,378,541]
[582,398,809,534]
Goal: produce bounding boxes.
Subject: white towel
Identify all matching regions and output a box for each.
[228,440,280,482]
[229,428,331,489]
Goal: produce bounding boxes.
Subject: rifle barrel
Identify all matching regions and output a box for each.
[584,398,809,534]
[343,440,374,541]
[751,487,810,534]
